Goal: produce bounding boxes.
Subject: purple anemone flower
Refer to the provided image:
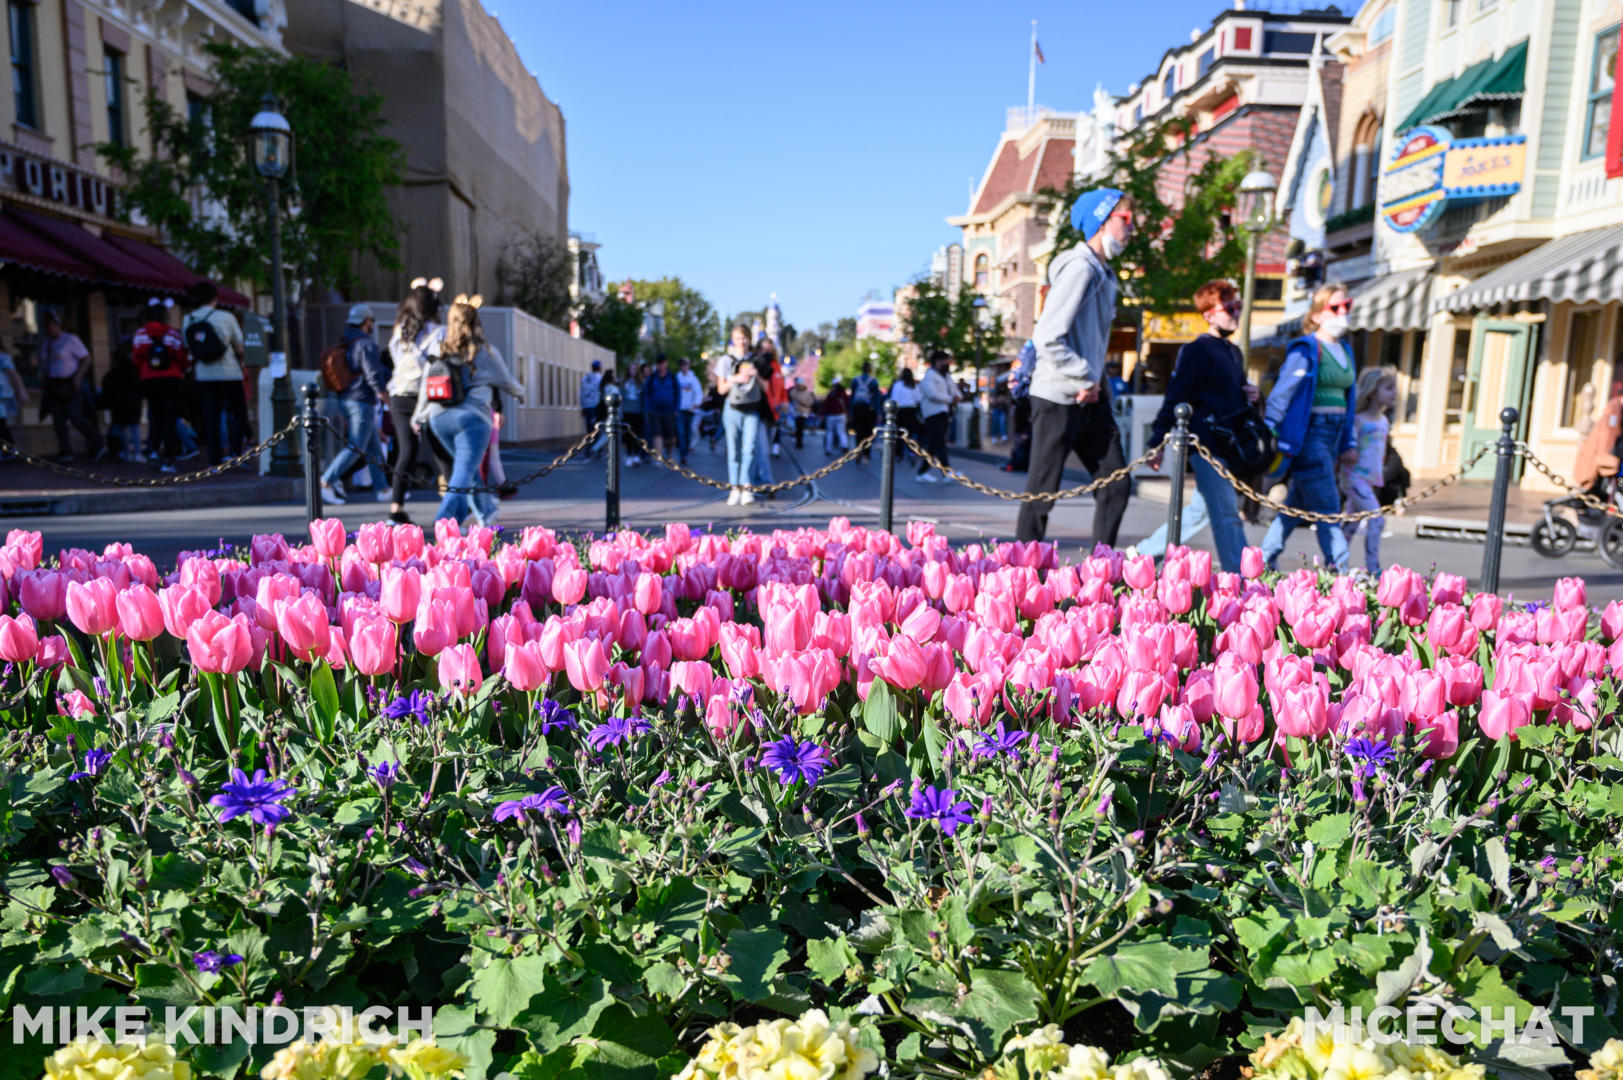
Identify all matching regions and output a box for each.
[586,715,649,751]
[68,748,113,782]
[493,785,573,823]
[194,950,244,974]
[905,785,976,836]
[369,761,400,789]
[760,737,833,786]
[382,690,435,726]
[535,698,576,734]
[971,722,1029,762]
[209,768,296,826]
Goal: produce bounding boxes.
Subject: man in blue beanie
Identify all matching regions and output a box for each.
[1016,187,1136,545]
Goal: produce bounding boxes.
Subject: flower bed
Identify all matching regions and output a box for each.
[0,518,1618,1080]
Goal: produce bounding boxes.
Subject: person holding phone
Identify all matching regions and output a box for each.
[717,324,763,506]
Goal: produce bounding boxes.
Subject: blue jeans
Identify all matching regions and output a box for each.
[1136,454,1249,574]
[1262,411,1351,571]
[990,406,1008,439]
[752,412,774,485]
[428,406,497,524]
[321,397,385,493]
[722,405,760,487]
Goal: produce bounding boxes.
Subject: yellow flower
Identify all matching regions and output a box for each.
[1323,1043,1391,1080]
[387,1040,467,1080]
[1052,1046,1112,1080]
[1110,1055,1172,1080]
[1578,1040,1623,1080]
[260,1042,330,1080]
[45,1037,191,1080]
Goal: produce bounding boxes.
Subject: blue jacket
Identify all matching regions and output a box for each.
[1264,335,1356,457]
[339,323,391,402]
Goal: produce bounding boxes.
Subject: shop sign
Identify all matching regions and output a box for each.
[242,312,270,369]
[1380,125,1526,234]
[0,143,116,217]
[1142,311,1207,342]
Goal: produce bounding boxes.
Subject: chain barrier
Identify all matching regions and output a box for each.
[1184,434,1495,526]
[1515,442,1623,520]
[0,421,304,488]
[316,416,602,496]
[896,429,1164,504]
[621,426,878,494]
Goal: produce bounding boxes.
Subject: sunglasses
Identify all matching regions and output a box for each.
[1206,299,1242,315]
[1327,300,1354,315]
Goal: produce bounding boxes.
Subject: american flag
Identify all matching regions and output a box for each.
[1034,39,1045,63]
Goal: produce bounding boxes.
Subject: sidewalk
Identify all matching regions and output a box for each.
[0,457,300,516]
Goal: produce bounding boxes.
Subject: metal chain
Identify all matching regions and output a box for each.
[0,422,302,488]
[317,415,602,495]
[897,429,1162,503]
[1186,434,1494,525]
[621,426,878,494]
[1514,441,1623,520]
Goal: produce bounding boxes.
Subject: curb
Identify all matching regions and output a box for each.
[0,478,303,517]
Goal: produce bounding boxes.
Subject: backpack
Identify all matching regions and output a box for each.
[147,336,176,373]
[320,343,353,393]
[423,356,469,406]
[184,315,228,364]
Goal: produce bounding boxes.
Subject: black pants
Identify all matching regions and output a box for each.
[1016,394,1130,546]
[46,379,101,456]
[919,411,950,473]
[389,395,427,506]
[197,380,247,464]
[850,403,876,460]
[144,380,183,463]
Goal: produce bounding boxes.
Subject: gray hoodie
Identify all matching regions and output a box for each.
[1028,244,1118,407]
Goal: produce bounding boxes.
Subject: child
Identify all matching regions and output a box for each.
[1341,366,1398,573]
[0,344,27,450]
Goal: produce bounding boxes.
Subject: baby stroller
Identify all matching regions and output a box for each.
[1530,473,1623,567]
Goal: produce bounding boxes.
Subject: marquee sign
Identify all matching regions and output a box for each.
[1379,125,1527,234]
[0,143,116,218]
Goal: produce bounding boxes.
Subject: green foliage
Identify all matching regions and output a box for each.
[899,279,1007,365]
[496,231,574,329]
[614,278,721,364]
[1049,115,1253,312]
[576,295,645,365]
[96,42,404,299]
[813,337,897,393]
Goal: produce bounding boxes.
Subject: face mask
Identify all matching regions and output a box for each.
[1099,232,1125,260]
[1318,313,1350,339]
[1215,325,1237,339]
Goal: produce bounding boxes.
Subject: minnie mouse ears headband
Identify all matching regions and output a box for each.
[452,293,483,309]
[410,276,445,294]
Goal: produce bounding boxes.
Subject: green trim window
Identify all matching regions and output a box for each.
[1584,25,1619,160]
[104,49,127,148]
[9,0,37,130]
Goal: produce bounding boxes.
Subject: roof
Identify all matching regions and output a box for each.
[967,133,1076,217]
[1319,60,1344,159]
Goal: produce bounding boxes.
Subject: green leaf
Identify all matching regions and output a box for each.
[1305,813,1352,848]
[433,1004,495,1080]
[309,661,340,742]
[469,954,547,1028]
[1374,926,1431,1007]
[1483,837,1514,899]
[722,929,789,1003]
[862,680,900,744]
[514,973,612,1050]
[1084,942,1207,998]
[806,937,854,985]
[909,966,1041,1060]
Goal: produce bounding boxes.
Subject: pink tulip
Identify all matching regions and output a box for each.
[115,585,165,642]
[309,518,347,560]
[1212,653,1259,720]
[898,603,941,645]
[943,672,995,728]
[413,598,458,656]
[1240,547,1265,580]
[159,584,214,640]
[0,614,39,662]
[1277,681,1330,739]
[438,643,485,695]
[632,572,662,616]
[1375,565,1420,609]
[355,522,393,565]
[552,566,588,606]
[1405,669,1448,723]
[503,640,548,692]
[563,637,609,693]
[1413,709,1460,758]
[380,566,422,625]
[1478,689,1532,741]
[1434,655,1483,708]
[1425,604,1471,655]
[1122,555,1155,591]
[18,570,69,622]
[1552,576,1587,611]
[186,610,254,674]
[1469,593,1502,632]
[36,634,68,669]
[59,689,95,718]
[348,616,397,677]
[1431,572,1467,607]
[64,577,119,637]
[870,636,927,690]
[1602,600,1623,642]
[275,593,331,661]
[392,523,425,561]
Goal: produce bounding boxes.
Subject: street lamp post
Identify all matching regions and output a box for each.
[968,296,988,449]
[1235,168,1278,372]
[251,94,297,475]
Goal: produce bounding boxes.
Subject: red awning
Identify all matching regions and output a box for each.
[0,209,98,281]
[8,206,180,294]
[99,232,252,310]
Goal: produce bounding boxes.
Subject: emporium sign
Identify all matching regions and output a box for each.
[0,142,115,217]
[1379,125,1526,234]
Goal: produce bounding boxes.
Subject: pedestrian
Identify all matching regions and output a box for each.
[917,350,958,481]
[821,377,849,454]
[1001,341,1035,473]
[1105,359,1130,398]
[1340,366,1398,574]
[130,298,189,473]
[0,338,27,451]
[99,335,144,463]
[676,357,704,463]
[848,359,880,462]
[1131,280,1258,573]
[320,303,392,506]
[39,309,105,461]
[789,376,818,450]
[412,296,523,529]
[1016,188,1136,546]
[1575,377,1623,502]
[1260,282,1358,571]
[621,362,647,465]
[756,340,787,473]
[990,380,1011,443]
[643,353,682,460]
[180,282,247,465]
[888,367,922,462]
[579,359,603,440]
[717,323,763,506]
[385,283,445,525]
[596,368,618,458]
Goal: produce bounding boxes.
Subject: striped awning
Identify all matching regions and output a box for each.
[1349,267,1433,331]
[1434,226,1623,313]
[1251,315,1305,352]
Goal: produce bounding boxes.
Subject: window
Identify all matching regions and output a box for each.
[1564,310,1604,427]
[1379,331,1403,371]
[974,254,988,289]
[187,91,212,128]
[1197,49,1214,78]
[1444,0,1461,28]
[9,0,37,129]
[1583,26,1618,160]
[1161,72,1174,104]
[1262,31,1317,54]
[1402,331,1426,422]
[1445,326,1471,427]
[104,49,127,148]
[1476,0,1497,10]
[1371,6,1396,45]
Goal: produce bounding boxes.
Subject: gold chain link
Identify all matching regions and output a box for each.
[621,426,877,494]
[0,421,302,488]
[318,416,601,495]
[1514,441,1623,520]
[897,429,1161,503]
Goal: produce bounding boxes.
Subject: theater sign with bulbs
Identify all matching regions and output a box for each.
[1379,124,1528,234]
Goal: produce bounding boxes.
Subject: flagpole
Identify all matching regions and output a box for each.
[1028,19,1037,114]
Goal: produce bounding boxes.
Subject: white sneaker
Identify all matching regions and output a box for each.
[917,470,939,483]
[772,444,781,457]
[726,489,741,506]
[321,483,347,505]
[375,490,392,502]
[739,490,756,506]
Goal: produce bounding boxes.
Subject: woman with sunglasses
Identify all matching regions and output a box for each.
[1260,283,1359,571]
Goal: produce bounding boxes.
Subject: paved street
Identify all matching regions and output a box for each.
[3,434,1618,604]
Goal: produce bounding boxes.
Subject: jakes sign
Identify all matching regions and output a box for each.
[1380,125,1527,234]
[0,143,116,217]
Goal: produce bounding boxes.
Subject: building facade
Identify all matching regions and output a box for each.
[855,297,897,342]
[0,0,279,451]
[284,0,568,304]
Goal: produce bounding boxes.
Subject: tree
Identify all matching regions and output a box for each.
[900,279,1006,371]
[815,338,898,393]
[788,327,825,358]
[614,278,721,363]
[97,42,404,300]
[576,295,644,366]
[1047,114,1253,313]
[833,317,858,344]
[497,231,574,328]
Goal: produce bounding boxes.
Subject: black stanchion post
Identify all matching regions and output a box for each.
[1165,402,1191,548]
[604,385,622,533]
[301,382,323,524]
[879,399,899,535]
[1480,406,1519,594]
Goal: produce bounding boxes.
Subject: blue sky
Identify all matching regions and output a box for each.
[506,0,1318,331]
